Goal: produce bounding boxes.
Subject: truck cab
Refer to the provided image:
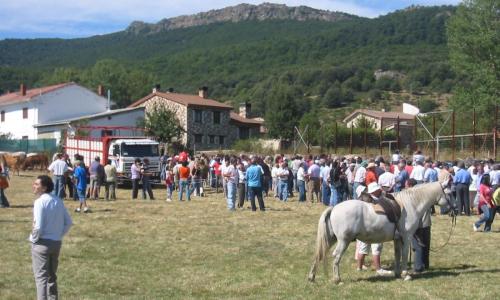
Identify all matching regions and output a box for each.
[108,139,161,184]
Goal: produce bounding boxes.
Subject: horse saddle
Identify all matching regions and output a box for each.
[372,194,401,224]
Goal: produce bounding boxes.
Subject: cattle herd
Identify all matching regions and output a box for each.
[1,152,49,175]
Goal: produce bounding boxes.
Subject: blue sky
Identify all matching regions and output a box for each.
[0,0,461,39]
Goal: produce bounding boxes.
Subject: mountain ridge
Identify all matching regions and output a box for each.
[125,2,359,35]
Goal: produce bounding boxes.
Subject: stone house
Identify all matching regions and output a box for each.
[129,87,262,150]
[343,109,415,130]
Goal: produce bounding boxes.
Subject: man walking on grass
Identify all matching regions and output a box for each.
[30,175,72,300]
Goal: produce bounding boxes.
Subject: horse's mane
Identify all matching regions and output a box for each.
[394,182,442,207]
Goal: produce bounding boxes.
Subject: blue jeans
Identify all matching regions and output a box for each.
[166,184,174,199]
[475,205,496,231]
[191,178,201,196]
[52,175,65,199]
[322,181,331,206]
[297,180,306,202]
[330,185,340,207]
[279,180,288,201]
[179,180,191,201]
[226,182,237,210]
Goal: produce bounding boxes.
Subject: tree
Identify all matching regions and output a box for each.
[447,0,499,130]
[264,84,301,140]
[138,104,184,143]
[353,116,376,129]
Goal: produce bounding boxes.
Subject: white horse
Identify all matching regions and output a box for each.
[308,181,452,284]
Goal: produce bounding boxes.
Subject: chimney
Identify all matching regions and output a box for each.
[239,102,252,119]
[152,84,161,93]
[198,86,208,99]
[20,83,26,96]
[97,85,104,96]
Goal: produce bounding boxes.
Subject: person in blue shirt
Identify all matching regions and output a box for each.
[73,161,90,213]
[453,160,472,216]
[245,158,266,211]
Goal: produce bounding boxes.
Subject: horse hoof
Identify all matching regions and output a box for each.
[308,275,315,282]
[404,275,412,281]
[333,278,342,285]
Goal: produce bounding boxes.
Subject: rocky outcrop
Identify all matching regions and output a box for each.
[126,3,356,35]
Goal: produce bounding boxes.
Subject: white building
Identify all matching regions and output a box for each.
[0,83,109,140]
[34,107,146,142]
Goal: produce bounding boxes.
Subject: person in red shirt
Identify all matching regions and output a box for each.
[365,162,378,186]
[405,160,413,176]
[213,158,222,193]
[473,174,496,232]
[178,161,192,201]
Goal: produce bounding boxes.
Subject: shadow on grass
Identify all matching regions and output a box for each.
[7,204,33,209]
[0,219,30,223]
[353,264,500,282]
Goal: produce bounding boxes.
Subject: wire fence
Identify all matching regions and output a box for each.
[0,138,58,154]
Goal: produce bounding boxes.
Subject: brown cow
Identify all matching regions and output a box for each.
[22,153,49,171]
[3,152,26,175]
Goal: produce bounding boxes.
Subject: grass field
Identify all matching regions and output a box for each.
[1,172,499,299]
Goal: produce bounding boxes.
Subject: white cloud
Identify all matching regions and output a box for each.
[0,0,461,38]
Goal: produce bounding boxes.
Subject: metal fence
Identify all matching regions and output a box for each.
[288,106,498,161]
[0,138,58,154]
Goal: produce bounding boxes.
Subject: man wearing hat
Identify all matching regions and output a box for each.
[356,182,393,276]
[365,162,378,186]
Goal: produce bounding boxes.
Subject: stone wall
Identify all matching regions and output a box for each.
[140,96,188,144]
[187,107,233,150]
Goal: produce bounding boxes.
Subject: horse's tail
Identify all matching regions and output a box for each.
[308,206,336,281]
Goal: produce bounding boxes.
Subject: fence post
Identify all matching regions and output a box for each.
[379,118,383,156]
[364,119,367,155]
[334,122,338,154]
[494,105,498,161]
[433,115,436,160]
[452,110,456,161]
[349,125,353,154]
[472,107,476,158]
[413,116,417,152]
[396,116,400,152]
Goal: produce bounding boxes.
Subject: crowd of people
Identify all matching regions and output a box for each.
[0,149,499,298]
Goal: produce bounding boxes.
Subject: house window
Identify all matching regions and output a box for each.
[209,135,215,144]
[219,135,225,145]
[194,134,203,144]
[0,111,4,122]
[239,127,250,140]
[213,111,221,124]
[194,110,202,123]
[22,107,28,119]
[101,130,113,137]
[22,136,28,140]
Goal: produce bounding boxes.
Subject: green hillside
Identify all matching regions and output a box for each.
[0,5,456,114]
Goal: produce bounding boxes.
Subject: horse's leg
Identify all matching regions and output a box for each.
[393,238,402,278]
[400,235,412,281]
[308,258,318,282]
[332,240,349,284]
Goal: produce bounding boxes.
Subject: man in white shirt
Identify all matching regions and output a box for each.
[47,153,68,199]
[30,175,72,300]
[410,161,425,184]
[353,160,367,199]
[378,165,396,192]
[222,158,239,211]
[307,160,321,203]
[320,159,331,205]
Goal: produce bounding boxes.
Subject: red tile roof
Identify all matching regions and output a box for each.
[129,92,233,110]
[230,112,263,126]
[0,83,74,107]
[343,109,415,123]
